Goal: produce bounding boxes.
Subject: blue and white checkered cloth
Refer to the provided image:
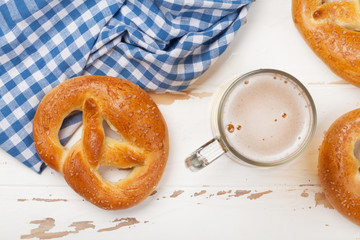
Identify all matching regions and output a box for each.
[0,0,252,173]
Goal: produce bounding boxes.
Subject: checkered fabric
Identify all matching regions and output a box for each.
[0,0,252,173]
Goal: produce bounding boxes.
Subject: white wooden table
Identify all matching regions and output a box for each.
[2,1,360,239]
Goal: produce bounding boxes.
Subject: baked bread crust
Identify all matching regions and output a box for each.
[319,109,360,225]
[292,0,360,86]
[33,76,169,210]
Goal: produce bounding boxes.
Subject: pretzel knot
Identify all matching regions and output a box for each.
[292,0,360,86]
[33,76,169,210]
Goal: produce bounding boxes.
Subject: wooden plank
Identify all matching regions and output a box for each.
[2,0,360,239]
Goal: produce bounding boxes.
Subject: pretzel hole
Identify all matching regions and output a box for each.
[58,111,83,146]
[58,113,122,147]
[103,120,122,140]
[98,165,132,183]
[321,0,345,4]
[354,139,360,162]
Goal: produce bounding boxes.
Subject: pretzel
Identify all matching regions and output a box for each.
[319,109,360,225]
[33,76,169,210]
[292,0,360,86]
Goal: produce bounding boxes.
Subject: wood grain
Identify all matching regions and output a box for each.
[2,0,360,239]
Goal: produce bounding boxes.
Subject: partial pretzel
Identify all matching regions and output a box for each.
[292,0,360,86]
[319,109,360,225]
[33,76,169,210]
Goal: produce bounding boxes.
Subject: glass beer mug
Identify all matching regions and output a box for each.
[185,69,317,171]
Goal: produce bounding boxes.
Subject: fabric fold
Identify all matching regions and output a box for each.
[0,0,252,173]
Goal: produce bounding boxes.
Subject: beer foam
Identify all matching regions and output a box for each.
[221,73,312,163]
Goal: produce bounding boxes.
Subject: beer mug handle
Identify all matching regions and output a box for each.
[185,138,226,171]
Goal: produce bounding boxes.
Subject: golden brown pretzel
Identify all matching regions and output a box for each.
[319,109,360,225]
[33,76,169,210]
[292,0,360,86]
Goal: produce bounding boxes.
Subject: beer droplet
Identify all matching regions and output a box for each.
[282,113,287,118]
[227,124,235,133]
[237,125,242,130]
